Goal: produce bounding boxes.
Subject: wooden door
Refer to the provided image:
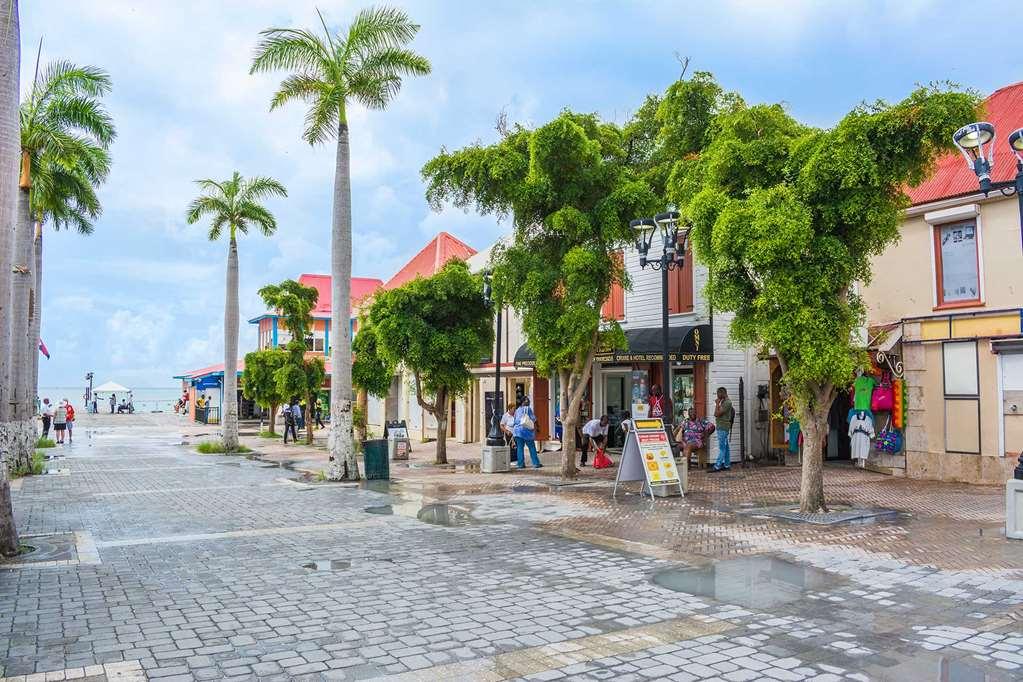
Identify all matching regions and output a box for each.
[533,374,550,440]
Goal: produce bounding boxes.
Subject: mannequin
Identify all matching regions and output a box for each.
[848,409,874,468]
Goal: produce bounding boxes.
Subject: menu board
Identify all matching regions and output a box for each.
[613,418,684,501]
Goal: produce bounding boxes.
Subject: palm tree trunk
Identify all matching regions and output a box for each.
[222,234,239,450]
[9,167,36,469]
[327,117,358,481]
[30,221,40,412]
[0,0,20,558]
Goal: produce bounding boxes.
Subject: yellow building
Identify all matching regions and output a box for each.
[861,82,1023,483]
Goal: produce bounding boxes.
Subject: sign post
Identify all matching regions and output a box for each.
[613,418,684,502]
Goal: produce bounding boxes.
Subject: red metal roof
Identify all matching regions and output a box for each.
[176,360,245,379]
[383,231,477,290]
[297,274,383,315]
[906,81,1023,206]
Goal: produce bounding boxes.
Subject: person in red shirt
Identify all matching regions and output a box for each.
[648,384,666,420]
[64,400,76,444]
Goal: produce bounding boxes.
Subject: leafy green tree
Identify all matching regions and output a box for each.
[258,280,325,445]
[186,172,287,452]
[352,314,393,441]
[0,0,21,558]
[251,6,431,480]
[673,86,979,512]
[362,260,492,464]
[422,113,658,476]
[7,60,115,470]
[243,349,289,434]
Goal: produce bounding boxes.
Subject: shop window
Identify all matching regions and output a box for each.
[601,251,625,321]
[943,340,980,454]
[668,246,694,314]
[933,220,981,308]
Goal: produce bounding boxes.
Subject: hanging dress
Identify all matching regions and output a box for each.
[847,411,875,461]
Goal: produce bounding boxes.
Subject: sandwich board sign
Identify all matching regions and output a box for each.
[612,418,684,502]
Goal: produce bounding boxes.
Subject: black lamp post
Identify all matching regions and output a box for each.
[482,271,504,447]
[631,209,691,425]
[953,121,1023,250]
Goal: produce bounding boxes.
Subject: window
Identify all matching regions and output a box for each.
[305,336,325,352]
[943,341,980,454]
[601,251,625,321]
[668,245,694,314]
[933,220,981,308]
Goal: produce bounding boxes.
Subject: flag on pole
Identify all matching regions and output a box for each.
[38,338,49,359]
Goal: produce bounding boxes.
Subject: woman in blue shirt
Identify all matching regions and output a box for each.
[513,396,542,469]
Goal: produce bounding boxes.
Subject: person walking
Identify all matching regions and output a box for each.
[91,394,98,414]
[40,398,54,439]
[283,403,298,444]
[109,393,117,414]
[64,400,76,443]
[314,401,325,429]
[499,402,516,448]
[580,414,609,467]
[53,400,67,444]
[513,396,541,469]
[711,387,734,472]
[294,401,305,430]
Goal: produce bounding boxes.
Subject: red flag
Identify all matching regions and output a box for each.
[38,338,49,359]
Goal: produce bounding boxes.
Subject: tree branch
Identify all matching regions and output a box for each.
[413,371,438,415]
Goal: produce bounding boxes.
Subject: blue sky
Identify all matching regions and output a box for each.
[27,0,1023,388]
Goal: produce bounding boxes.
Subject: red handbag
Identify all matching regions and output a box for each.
[871,372,894,412]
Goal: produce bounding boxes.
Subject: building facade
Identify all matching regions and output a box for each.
[859,82,1023,483]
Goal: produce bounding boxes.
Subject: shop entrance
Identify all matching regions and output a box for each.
[825,391,852,461]
[602,371,631,448]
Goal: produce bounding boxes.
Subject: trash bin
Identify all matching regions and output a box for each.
[362,439,389,480]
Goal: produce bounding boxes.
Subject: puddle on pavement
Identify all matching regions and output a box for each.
[364,502,478,527]
[651,556,845,608]
[301,559,351,571]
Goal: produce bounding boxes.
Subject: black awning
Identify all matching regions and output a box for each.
[513,343,536,368]
[594,324,713,363]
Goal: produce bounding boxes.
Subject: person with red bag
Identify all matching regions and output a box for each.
[64,399,76,444]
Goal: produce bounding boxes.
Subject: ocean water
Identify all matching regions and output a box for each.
[40,386,182,413]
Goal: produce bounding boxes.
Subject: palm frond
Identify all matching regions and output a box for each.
[344,6,420,58]
[302,86,342,144]
[185,195,231,226]
[356,47,431,80]
[250,28,330,75]
[33,61,112,104]
[238,202,278,237]
[242,176,288,201]
[269,73,328,111]
[208,214,228,241]
[40,95,116,146]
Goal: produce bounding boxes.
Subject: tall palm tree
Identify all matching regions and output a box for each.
[10,60,113,468]
[251,6,430,481]
[186,172,287,451]
[0,0,22,558]
[30,143,110,409]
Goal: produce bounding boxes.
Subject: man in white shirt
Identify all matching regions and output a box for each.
[580,415,609,466]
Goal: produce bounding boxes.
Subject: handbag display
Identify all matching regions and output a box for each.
[874,415,902,453]
[871,371,895,412]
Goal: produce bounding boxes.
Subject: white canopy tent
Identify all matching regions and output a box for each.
[95,381,129,393]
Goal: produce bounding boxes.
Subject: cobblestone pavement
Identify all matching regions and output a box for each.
[2,416,1022,681]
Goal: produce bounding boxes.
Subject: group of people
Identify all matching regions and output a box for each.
[173,392,189,414]
[39,398,76,444]
[281,399,325,444]
[499,385,736,472]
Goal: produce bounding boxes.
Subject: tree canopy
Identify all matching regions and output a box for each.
[242,348,288,432]
[671,84,980,510]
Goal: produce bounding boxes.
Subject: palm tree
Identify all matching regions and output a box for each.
[30,143,111,408]
[0,0,22,558]
[10,60,113,469]
[186,172,287,451]
[251,6,430,481]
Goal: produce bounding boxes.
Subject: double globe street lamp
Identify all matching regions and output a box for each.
[631,209,691,425]
[482,270,505,447]
[952,121,1023,246]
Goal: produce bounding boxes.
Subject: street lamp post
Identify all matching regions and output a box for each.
[482,271,504,447]
[953,122,1023,250]
[631,209,691,425]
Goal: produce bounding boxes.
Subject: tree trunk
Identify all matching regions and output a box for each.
[355,387,367,442]
[0,0,20,558]
[8,169,35,469]
[268,401,278,435]
[432,387,448,465]
[221,234,239,451]
[305,394,314,444]
[793,380,835,513]
[560,335,600,479]
[327,116,357,481]
[30,221,40,410]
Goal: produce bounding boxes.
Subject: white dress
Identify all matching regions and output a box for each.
[847,411,875,461]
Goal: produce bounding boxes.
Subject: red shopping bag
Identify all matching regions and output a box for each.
[592,447,614,469]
